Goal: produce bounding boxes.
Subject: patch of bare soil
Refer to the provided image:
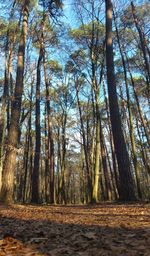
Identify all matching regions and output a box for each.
[0,203,150,255]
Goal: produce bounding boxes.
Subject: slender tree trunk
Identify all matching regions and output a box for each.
[0,43,14,192]
[31,48,42,203]
[57,126,61,203]
[125,53,150,147]
[114,13,142,199]
[104,136,118,200]
[131,1,150,87]
[58,111,67,204]
[38,10,55,204]
[6,46,14,132]
[23,129,29,202]
[102,80,119,196]
[0,72,8,191]
[92,91,101,203]
[0,1,17,173]
[43,57,55,204]
[23,80,33,203]
[45,106,50,203]
[105,0,136,201]
[0,1,30,204]
[80,143,86,204]
[136,118,150,183]
[89,93,96,191]
[100,119,112,201]
[75,78,92,202]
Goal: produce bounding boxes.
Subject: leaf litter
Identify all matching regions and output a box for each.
[0,203,150,255]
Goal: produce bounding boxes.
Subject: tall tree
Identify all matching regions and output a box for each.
[0,0,18,191]
[105,0,136,201]
[131,1,150,86]
[113,11,142,199]
[31,48,42,203]
[0,0,30,204]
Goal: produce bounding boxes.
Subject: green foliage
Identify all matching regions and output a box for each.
[70,49,86,67]
[55,84,74,109]
[65,60,77,74]
[121,3,150,28]
[31,11,59,49]
[47,59,62,75]
[38,0,63,19]
[70,21,104,42]
[132,76,148,97]
[0,18,20,48]
[69,20,105,74]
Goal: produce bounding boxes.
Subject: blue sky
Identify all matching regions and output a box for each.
[62,0,78,28]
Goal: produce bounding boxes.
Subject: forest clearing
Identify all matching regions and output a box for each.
[0,203,150,255]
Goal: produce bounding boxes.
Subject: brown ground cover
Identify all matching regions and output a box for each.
[0,203,150,255]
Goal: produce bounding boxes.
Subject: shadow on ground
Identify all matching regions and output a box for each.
[0,204,150,255]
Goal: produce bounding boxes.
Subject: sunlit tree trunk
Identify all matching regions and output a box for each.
[0,0,30,204]
[0,0,17,191]
[92,87,101,203]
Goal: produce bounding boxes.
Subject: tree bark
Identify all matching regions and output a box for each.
[0,0,30,204]
[114,12,142,199]
[23,80,33,203]
[105,0,136,201]
[31,48,42,203]
[0,0,17,192]
[75,79,92,203]
[43,60,55,204]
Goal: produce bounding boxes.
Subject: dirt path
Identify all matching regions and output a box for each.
[0,203,150,255]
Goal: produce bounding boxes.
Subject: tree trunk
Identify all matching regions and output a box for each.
[23,80,33,203]
[131,1,150,87]
[92,91,101,203]
[43,56,55,204]
[125,52,150,147]
[44,106,50,203]
[61,113,67,204]
[105,0,136,201]
[31,48,42,203]
[0,1,30,204]
[102,80,119,196]
[114,12,142,199]
[100,119,112,201]
[75,78,92,203]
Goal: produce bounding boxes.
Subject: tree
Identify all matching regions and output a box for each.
[0,0,31,204]
[31,48,42,203]
[105,0,136,201]
[0,0,18,192]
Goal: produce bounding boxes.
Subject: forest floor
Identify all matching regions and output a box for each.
[0,203,150,256]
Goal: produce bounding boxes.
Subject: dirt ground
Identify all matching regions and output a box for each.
[0,203,150,255]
